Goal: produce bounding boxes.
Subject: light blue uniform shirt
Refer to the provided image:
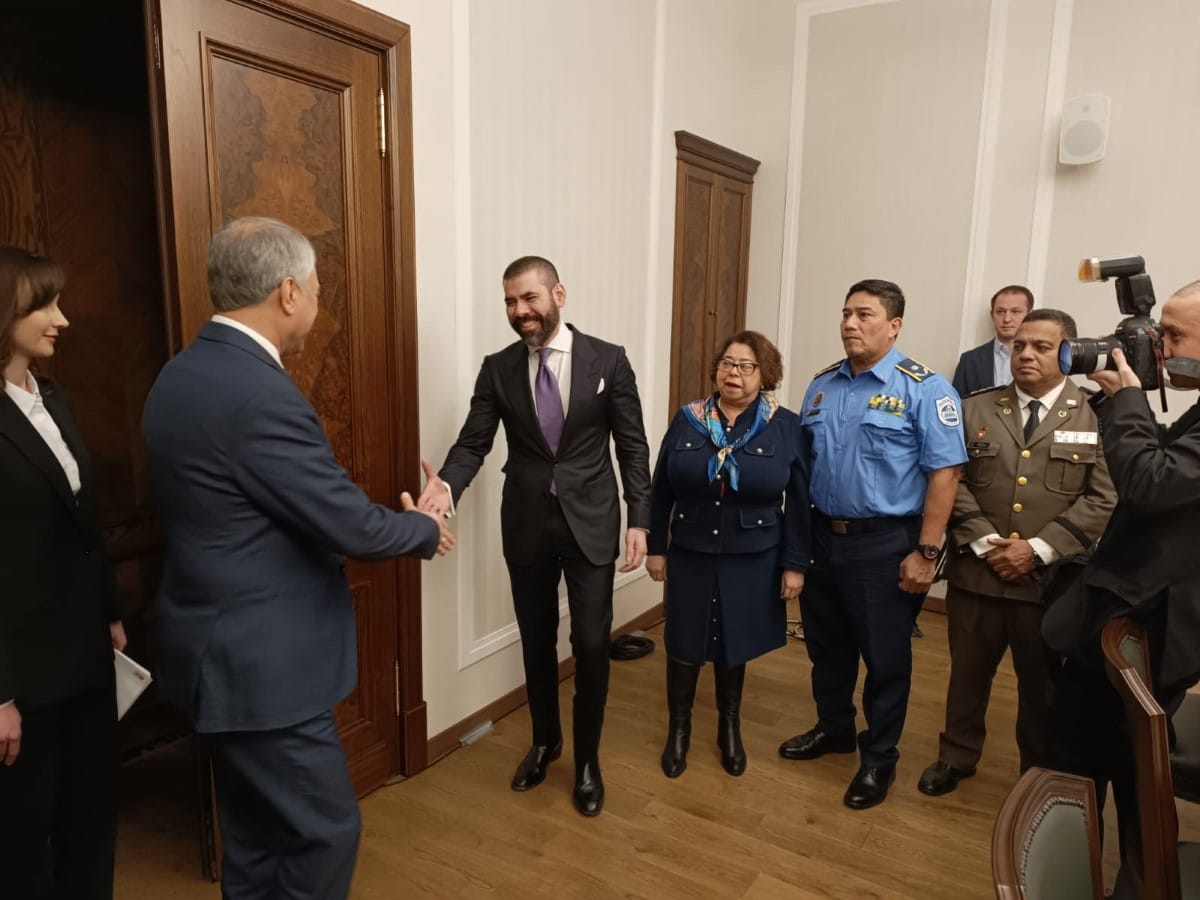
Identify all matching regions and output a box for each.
[800,345,967,518]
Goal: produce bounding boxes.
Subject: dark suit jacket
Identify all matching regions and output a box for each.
[0,379,120,712]
[439,325,651,567]
[1043,388,1200,700]
[952,340,997,397]
[143,322,440,733]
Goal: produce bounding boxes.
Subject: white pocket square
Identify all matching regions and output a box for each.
[596,378,605,395]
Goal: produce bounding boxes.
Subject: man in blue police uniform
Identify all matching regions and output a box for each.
[779,278,967,809]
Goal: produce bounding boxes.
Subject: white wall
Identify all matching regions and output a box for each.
[357,0,798,738]
[356,0,1200,740]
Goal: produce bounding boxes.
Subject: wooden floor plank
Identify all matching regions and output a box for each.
[114,609,1200,898]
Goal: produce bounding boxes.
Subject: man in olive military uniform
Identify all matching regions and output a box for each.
[918,309,1116,796]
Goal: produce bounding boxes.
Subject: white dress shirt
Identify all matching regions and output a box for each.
[5,373,81,495]
[969,378,1069,565]
[211,315,283,368]
[991,339,1012,389]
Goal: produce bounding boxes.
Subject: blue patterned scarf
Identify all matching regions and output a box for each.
[681,392,777,491]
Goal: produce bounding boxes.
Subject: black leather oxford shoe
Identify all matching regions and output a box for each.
[917,760,976,797]
[510,741,562,791]
[572,762,605,817]
[843,766,896,810]
[778,727,857,761]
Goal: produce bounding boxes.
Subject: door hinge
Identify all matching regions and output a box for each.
[152,20,162,71]
[394,660,400,717]
[377,88,387,158]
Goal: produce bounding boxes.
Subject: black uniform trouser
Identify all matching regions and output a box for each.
[799,515,924,770]
[0,685,118,900]
[507,496,614,769]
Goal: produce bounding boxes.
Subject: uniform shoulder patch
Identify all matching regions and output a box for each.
[936,395,961,427]
[812,360,841,377]
[896,357,933,382]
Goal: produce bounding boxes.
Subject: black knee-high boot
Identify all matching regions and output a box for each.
[661,658,701,778]
[714,663,747,776]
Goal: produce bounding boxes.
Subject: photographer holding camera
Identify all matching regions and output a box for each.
[1044,274,1200,860]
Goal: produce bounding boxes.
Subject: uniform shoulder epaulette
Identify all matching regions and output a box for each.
[896,357,934,382]
[812,360,840,377]
[966,384,1005,398]
[1078,385,1097,396]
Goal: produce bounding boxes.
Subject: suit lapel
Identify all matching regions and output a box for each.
[561,327,599,447]
[507,341,551,455]
[0,391,79,516]
[993,387,1023,446]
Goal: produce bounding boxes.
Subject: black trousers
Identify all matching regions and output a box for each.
[0,686,118,900]
[507,496,615,768]
[799,516,924,770]
[207,711,361,900]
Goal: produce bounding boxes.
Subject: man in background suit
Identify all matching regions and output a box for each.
[952,285,1034,396]
[419,256,652,817]
[919,310,1115,797]
[1044,281,1200,859]
[143,217,453,900]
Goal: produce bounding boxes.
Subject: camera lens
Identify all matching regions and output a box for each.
[1058,337,1118,376]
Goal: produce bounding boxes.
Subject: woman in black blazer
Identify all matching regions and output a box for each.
[0,246,126,899]
[646,331,811,779]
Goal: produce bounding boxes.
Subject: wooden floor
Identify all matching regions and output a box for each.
[114,608,1200,899]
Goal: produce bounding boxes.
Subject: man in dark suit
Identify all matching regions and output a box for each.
[143,217,452,900]
[952,285,1034,397]
[919,310,1115,798]
[418,256,652,817]
[1044,280,1200,860]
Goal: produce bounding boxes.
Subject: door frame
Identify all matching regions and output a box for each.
[143,0,429,776]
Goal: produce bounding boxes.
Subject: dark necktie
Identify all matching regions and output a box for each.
[1024,399,1041,443]
[535,348,564,492]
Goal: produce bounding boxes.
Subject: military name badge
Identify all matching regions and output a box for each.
[1052,430,1098,445]
[936,396,960,427]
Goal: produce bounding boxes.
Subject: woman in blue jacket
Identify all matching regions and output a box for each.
[646,330,810,777]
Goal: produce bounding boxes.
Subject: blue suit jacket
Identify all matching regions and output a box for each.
[952,340,996,397]
[143,322,439,732]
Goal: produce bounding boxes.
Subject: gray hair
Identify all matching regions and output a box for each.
[207,217,317,312]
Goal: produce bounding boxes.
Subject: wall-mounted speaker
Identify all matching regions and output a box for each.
[1059,94,1110,166]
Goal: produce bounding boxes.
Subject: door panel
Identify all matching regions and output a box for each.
[150,0,418,794]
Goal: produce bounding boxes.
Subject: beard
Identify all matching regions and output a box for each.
[511,303,560,348]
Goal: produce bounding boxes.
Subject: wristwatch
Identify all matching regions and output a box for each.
[916,543,940,561]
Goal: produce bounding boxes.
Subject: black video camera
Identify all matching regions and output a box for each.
[1057,255,1163,392]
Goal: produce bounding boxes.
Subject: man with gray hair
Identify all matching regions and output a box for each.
[144,217,452,899]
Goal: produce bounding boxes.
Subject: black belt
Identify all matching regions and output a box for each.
[813,511,920,535]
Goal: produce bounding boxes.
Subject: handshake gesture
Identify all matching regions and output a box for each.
[403,458,455,556]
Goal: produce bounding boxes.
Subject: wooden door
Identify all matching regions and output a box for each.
[668,131,759,416]
[146,0,425,791]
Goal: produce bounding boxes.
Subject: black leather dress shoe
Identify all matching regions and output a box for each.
[510,741,562,792]
[572,762,604,817]
[778,728,857,761]
[917,760,976,797]
[843,766,896,810]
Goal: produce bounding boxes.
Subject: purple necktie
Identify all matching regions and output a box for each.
[536,347,564,493]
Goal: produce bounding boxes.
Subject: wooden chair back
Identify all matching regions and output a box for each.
[992,767,1103,900]
[1101,617,1181,900]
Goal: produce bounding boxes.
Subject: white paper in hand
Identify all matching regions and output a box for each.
[114,649,152,720]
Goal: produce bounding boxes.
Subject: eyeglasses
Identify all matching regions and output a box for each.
[717,358,759,375]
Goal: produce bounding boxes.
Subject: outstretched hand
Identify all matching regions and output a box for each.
[402,491,455,556]
[416,458,451,517]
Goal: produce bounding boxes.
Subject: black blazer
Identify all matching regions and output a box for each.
[439,326,652,567]
[951,340,996,397]
[0,379,119,712]
[1043,389,1200,700]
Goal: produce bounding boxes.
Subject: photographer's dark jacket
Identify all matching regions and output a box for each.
[1043,387,1200,699]
[947,380,1116,602]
